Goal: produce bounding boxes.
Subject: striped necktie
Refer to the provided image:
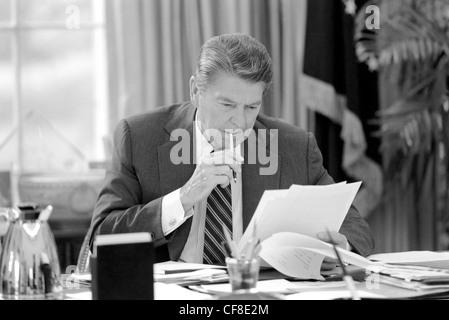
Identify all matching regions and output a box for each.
[203,184,232,265]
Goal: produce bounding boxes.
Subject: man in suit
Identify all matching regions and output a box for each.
[90,33,374,268]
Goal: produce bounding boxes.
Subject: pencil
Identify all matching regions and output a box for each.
[229,133,237,183]
[326,230,361,301]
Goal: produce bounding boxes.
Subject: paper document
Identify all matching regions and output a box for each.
[153,261,228,285]
[235,182,364,280]
[238,181,362,252]
[154,269,228,284]
[259,232,373,280]
[366,260,449,292]
[154,261,226,274]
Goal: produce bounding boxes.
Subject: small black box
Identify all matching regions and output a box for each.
[90,233,154,300]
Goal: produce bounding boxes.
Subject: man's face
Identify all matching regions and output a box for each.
[191,73,265,150]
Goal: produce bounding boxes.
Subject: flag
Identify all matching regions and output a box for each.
[301,0,382,218]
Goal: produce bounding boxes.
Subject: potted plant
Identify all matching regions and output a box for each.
[353,0,449,250]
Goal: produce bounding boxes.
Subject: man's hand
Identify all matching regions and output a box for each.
[180,150,243,212]
[317,231,349,271]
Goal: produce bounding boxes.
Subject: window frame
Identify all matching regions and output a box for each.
[0,0,108,166]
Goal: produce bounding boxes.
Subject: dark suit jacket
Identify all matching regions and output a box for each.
[90,102,375,261]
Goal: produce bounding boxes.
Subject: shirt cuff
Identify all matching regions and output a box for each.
[161,188,194,235]
[347,242,353,252]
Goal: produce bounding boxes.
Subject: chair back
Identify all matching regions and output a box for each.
[76,228,92,273]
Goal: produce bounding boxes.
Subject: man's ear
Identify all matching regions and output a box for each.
[189,76,199,107]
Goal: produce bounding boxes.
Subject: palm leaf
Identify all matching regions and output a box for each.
[355,0,449,68]
[354,1,449,236]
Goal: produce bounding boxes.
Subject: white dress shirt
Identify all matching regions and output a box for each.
[161,113,243,263]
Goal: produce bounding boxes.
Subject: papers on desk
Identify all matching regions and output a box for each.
[68,261,228,288]
[154,261,228,286]
[258,232,373,280]
[190,279,351,296]
[190,279,297,295]
[154,283,212,300]
[63,284,212,300]
[238,181,362,252]
[235,182,362,280]
[367,264,449,291]
[366,251,449,291]
[369,251,449,269]
[154,261,226,274]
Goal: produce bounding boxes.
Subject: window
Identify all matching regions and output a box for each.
[0,0,108,170]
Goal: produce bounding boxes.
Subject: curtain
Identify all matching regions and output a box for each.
[105,0,308,136]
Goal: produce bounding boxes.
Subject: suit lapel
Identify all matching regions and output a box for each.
[158,103,197,195]
[242,119,281,231]
[157,103,196,260]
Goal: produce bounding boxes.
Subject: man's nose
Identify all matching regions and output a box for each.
[230,105,246,128]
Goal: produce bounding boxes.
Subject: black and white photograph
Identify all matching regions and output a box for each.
[0,0,448,305]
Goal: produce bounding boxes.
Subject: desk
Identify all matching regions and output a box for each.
[61,275,449,300]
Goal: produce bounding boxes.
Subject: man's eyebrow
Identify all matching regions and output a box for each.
[247,100,262,106]
[216,95,262,106]
[216,95,236,103]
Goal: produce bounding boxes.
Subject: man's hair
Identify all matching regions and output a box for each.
[195,33,273,93]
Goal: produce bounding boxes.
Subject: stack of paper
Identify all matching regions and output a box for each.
[367,264,449,291]
[154,262,228,286]
[365,251,449,291]
[369,251,449,269]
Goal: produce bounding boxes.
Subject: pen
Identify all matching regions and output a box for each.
[229,133,237,183]
[326,230,361,301]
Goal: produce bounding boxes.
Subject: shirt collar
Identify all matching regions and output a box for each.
[194,111,214,163]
